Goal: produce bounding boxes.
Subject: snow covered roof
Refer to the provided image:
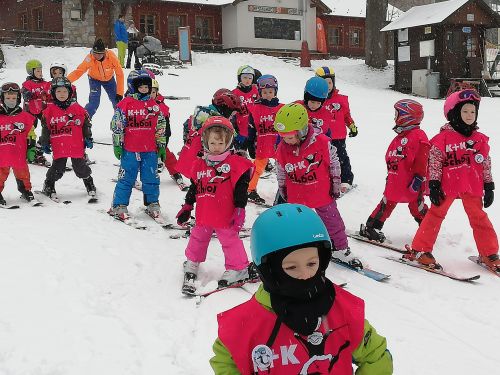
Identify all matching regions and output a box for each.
[381,0,470,31]
[321,0,403,21]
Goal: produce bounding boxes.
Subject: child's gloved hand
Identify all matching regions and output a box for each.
[330,178,341,199]
[26,146,36,162]
[348,123,358,137]
[84,138,94,149]
[176,204,193,225]
[408,175,424,193]
[115,94,123,103]
[113,146,122,160]
[42,144,52,154]
[230,208,245,232]
[484,182,495,208]
[429,180,445,206]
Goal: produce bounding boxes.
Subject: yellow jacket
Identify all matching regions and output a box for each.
[67,50,124,95]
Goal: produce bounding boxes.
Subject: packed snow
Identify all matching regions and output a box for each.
[0,45,498,374]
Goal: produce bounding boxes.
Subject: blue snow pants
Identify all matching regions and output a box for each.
[85,77,118,119]
[112,150,160,207]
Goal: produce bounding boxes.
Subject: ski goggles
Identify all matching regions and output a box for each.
[1,82,20,93]
[458,89,481,102]
[257,77,278,90]
[51,78,70,88]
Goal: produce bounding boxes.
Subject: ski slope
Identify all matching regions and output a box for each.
[0,45,498,374]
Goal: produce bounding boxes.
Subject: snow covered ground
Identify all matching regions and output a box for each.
[0,45,498,374]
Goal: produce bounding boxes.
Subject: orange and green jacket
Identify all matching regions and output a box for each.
[67,50,124,96]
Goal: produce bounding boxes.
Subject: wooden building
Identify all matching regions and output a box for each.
[382,0,500,97]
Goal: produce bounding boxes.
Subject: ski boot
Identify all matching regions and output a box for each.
[248,190,266,205]
[218,268,249,288]
[171,173,188,191]
[182,260,199,295]
[145,202,161,219]
[403,249,441,270]
[108,205,129,220]
[16,179,35,202]
[332,247,363,269]
[42,179,57,199]
[359,223,386,243]
[0,192,6,206]
[480,254,500,273]
[32,145,51,167]
[83,176,96,196]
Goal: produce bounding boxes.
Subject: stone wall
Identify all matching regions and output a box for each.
[63,0,96,47]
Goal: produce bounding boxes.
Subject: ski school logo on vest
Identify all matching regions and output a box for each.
[443,139,482,168]
[196,164,231,194]
[49,115,80,136]
[0,122,25,144]
[258,114,276,135]
[285,153,323,184]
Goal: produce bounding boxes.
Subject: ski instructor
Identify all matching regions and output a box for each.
[67,38,124,119]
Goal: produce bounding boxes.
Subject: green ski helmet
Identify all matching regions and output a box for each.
[26,59,43,76]
[273,103,309,139]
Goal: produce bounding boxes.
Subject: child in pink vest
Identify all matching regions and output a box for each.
[0,82,37,206]
[176,116,254,294]
[246,74,284,205]
[232,65,259,152]
[359,99,430,243]
[408,90,499,272]
[274,103,362,267]
[39,77,96,202]
[211,204,393,375]
[22,59,50,167]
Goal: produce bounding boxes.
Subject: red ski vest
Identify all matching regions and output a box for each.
[22,79,48,115]
[155,95,170,118]
[42,103,88,159]
[191,154,253,228]
[323,91,354,140]
[296,100,332,137]
[276,132,333,208]
[431,128,490,198]
[248,102,284,159]
[218,285,365,375]
[233,85,259,137]
[176,116,203,179]
[0,111,34,168]
[44,81,77,103]
[384,128,430,202]
[117,97,161,153]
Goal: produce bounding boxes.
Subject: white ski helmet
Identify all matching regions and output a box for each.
[49,62,68,78]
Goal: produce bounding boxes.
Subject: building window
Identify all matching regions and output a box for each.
[140,14,156,35]
[168,15,187,37]
[467,36,477,57]
[349,27,362,47]
[328,26,343,46]
[491,0,500,13]
[195,16,213,40]
[33,8,43,30]
[19,13,28,30]
[254,17,301,40]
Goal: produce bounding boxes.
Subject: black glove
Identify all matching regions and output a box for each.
[484,182,495,208]
[429,180,445,206]
[115,94,123,103]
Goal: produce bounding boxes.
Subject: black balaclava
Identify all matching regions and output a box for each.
[448,100,478,137]
[257,242,335,336]
[51,87,74,110]
[303,92,326,112]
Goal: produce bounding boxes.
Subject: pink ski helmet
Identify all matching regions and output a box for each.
[444,89,480,120]
[394,99,424,127]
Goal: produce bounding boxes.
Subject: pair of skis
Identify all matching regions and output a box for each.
[0,196,43,209]
[34,190,98,205]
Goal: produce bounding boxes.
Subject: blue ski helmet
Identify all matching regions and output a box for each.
[251,204,331,266]
[304,76,329,100]
[127,69,151,94]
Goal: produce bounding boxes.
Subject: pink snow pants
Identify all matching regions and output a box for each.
[315,200,349,251]
[185,225,249,271]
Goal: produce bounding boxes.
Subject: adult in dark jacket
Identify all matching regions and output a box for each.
[126,21,141,69]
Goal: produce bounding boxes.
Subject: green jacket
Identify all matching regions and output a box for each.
[210,285,393,375]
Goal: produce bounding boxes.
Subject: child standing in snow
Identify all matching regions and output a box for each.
[0,82,37,206]
[176,116,254,293]
[39,77,96,201]
[274,103,361,267]
[232,65,259,152]
[210,203,393,374]
[21,59,50,167]
[109,71,167,219]
[359,99,430,242]
[150,79,186,190]
[246,74,284,205]
[176,88,245,179]
[316,67,357,192]
[407,90,499,272]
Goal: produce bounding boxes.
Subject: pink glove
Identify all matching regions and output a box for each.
[176,204,193,225]
[231,208,245,232]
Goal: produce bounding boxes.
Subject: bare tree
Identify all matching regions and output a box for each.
[365,0,388,68]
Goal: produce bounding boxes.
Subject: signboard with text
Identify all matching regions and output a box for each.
[248,5,303,16]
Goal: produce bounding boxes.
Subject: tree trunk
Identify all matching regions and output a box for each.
[365,0,388,68]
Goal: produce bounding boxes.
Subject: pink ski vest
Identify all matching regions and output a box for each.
[276,133,333,208]
[384,128,430,202]
[248,102,284,159]
[217,285,365,375]
[117,97,161,153]
[22,79,48,115]
[44,81,77,103]
[176,117,202,179]
[323,91,353,140]
[431,128,490,198]
[233,85,259,137]
[295,100,332,137]
[191,154,253,228]
[42,103,87,159]
[0,111,34,168]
